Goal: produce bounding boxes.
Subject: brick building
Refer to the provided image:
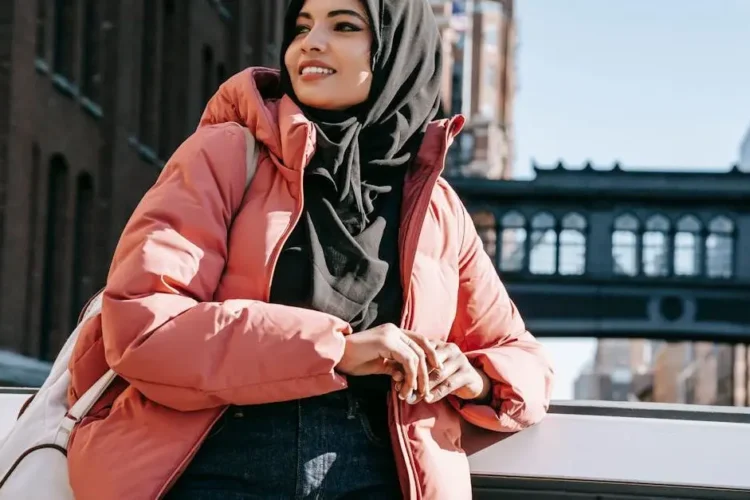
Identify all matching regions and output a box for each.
[0,0,284,361]
[432,0,516,180]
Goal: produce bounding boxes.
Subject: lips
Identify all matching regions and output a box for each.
[298,60,337,76]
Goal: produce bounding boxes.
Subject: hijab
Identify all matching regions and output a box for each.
[279,0,443,233]
[270,0,443,334]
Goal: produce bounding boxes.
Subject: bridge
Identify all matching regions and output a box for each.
[447,162,750,343]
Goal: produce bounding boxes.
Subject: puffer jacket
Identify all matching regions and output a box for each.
[66,67,554,500]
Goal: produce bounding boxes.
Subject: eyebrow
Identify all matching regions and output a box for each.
[297,9,368,24]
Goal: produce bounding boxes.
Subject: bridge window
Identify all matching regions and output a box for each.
[642,215,670,277]
[706,216,734,279]
[612,214,639,276]
[559,212,587,276]
[530,212,557,275]
[673,215,702,277]
[472,211,497,262]
[499,211,526,272]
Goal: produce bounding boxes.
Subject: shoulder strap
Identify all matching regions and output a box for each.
[67,124,261,423]
[241,126,260,191]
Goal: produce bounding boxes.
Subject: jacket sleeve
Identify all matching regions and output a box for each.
[100,124,350,412]
[447,202,554,433]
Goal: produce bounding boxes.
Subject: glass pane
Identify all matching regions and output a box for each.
[676,215,701,233]
[614,214,639,231]
[562,212,587,231]
[709,215,734,234]
[674,231,701,276]
[501,211,525,228]
[612,230,637,276]
[529,229,557,275]
[642,231,668,276]
[706,234,734,278]
[559,229,585,275]
[645,214,670,232]
[500,227,526,272]
[531,212,555,230]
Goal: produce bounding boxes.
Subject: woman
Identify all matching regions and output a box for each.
[66,0,553,498]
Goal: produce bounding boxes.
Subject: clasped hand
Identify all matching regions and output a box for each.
[336,323,491,404]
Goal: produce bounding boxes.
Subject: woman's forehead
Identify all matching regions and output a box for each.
[298,0,370,18]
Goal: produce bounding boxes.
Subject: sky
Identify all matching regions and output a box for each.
[512,0,750,399]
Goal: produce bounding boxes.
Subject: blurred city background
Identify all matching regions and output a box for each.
[0,0,749,409]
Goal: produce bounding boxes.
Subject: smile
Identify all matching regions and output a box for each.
[300,67,336,75]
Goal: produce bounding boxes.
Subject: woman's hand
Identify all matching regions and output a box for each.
[416,342,491,404]
[336,324,440,402]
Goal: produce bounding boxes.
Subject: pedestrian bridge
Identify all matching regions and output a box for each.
[448,162,750,342]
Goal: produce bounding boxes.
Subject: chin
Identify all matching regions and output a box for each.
[297,95,348,111]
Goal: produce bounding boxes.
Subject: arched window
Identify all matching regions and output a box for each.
[472,211,497,263]
[40,155,69,361]
[529,212,557,275]
[642,214,670,277]
[559,212,587,275]
[70,173,95,330]
[706,216,734,278]
[612,213,639,276]
[673,215,702,277]
[499,211,526,272]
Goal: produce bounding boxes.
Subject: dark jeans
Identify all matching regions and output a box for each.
[166,391,402,499]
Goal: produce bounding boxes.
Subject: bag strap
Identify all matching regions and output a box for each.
[67,125,260,423]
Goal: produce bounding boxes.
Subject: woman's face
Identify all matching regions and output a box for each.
[284,0,373,111]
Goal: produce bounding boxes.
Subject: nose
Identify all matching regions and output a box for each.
[300,25,329,53]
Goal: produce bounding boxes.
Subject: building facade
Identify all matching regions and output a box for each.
[0,0,284,361]
[432,0,516,180]
[448,162,750,407]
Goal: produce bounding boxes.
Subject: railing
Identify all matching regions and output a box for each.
[0,387,747,498]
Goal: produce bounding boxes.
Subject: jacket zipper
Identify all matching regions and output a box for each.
[393,162,448,500]
[156,169,306,498]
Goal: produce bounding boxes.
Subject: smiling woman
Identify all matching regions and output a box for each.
[284,0,373,110]
[63,0,553,499]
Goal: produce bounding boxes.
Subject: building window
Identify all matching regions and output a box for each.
[673,215,702,277]
[559,212,587,276]
[499,211,526,273]
[36,0,48,60]
[529,212,557,275]
[706,215,734,279]
[201,45,214,108]
[53,0,77,81]
[70,174,95,331]
[612,213,639,276]
[139,0,159,149]
[642,214,670,277]
[81,0,101,103]
[40,156,69,361]
[472,211,497,263]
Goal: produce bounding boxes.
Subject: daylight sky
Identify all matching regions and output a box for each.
[512,0,750,399]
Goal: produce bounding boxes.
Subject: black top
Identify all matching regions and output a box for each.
[269,167,407,397]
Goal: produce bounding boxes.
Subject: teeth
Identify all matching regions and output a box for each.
[301,67,335,75]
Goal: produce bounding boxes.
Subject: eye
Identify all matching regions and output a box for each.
[335,22,362,32]
[294,24,310,35]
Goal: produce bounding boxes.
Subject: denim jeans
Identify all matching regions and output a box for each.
[166,391,402,499]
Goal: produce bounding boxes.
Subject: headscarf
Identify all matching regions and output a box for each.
[279,0,443,233]
[270,0,443,334]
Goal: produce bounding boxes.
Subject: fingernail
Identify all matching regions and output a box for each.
[425,393,434,403]
[406,393,418,405]
[398,392,406,400]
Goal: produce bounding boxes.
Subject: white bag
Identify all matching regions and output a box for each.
[0,124,259,499]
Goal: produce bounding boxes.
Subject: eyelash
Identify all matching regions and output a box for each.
[294,22,362,35]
